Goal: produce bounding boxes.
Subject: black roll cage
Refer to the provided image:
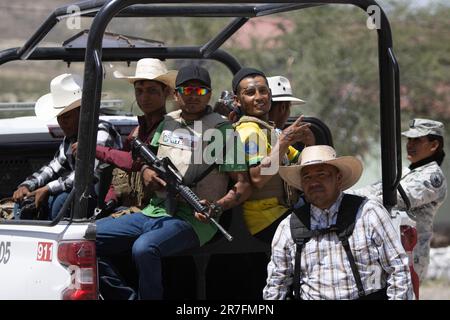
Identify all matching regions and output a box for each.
[0,0,402,222]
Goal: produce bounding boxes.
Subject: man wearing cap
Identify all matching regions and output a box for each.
[96,65,252,299]
[353,118,447,282]
[263,145,413,300]
[12,73,122,220]
[267,75,307,130]
[86,58,177,212]
[231,67,315,242]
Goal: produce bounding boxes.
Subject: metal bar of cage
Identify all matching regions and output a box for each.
[0,0,400,220]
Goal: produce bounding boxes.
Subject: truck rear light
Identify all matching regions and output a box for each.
[400,225,419,299]
[58,241,98,300]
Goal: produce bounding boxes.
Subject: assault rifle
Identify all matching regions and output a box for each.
[131,138,233,241]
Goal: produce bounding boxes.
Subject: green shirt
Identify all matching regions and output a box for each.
[142,119,247,245]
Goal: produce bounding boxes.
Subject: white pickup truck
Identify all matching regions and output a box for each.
[0,222,97,299]
[0,0,410,300]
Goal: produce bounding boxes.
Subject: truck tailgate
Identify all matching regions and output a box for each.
[0,222,95,299]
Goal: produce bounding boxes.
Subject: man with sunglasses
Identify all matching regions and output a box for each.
[353,118,447,285]
[96,65,252,299]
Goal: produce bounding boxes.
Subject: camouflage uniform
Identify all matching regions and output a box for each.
[353,118,447,281]
[354,163,447,280]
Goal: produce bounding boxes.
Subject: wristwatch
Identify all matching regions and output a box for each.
[209,202,223,218]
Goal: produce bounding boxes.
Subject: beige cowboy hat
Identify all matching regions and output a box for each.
[267,76,305,105]
[35,73,83,121]
[279,145,363,191]
[113,58,177,89]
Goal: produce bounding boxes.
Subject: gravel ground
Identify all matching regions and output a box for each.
[420,280,450,300]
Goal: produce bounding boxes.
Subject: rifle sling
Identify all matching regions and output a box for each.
[397,183,411,211]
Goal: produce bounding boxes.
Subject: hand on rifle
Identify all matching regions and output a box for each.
[194,200,212,223]
[94,199,117,220]
[141,165,166,192]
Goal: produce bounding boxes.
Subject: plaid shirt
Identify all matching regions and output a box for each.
[263,192,413,300]
[19,120,122,195]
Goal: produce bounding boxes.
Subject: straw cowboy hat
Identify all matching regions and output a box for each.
[267,76,305,105]
[279,145,363,191]
[113,58,177,89]
[35,73,83,121]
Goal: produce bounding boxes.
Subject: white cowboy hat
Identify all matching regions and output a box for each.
[113,58,177,89]
[267,76,305,105]
[279,145,363,191]
[35,73,83,121]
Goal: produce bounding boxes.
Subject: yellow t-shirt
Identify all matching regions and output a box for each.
[235,121,300,234]
[235,121,299,166]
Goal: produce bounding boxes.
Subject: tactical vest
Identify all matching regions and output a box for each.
[290,194,387,300]
[234,116,290,205]
[111,126,154,209]
[155,109,230,203]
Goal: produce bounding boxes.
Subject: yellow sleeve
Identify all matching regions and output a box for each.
[235,122,269,166]
[286,145,300,163]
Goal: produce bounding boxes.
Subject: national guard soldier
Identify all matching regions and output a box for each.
[353,118,447,282]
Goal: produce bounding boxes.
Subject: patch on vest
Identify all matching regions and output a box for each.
[245,141,259,155]
[161,130,199,150]
[430,173,443,188]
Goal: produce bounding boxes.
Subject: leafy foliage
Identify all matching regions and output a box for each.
[1,2,449,158]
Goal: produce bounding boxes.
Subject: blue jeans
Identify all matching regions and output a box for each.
[48,192,70,220]
[49,186,97,220]
[96,213,200,300]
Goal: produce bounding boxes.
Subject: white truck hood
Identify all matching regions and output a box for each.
[0,115,138,144]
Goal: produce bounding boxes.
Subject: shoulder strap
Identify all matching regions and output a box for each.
[291,195,367,299]
[190,118,231,187]
[234,116,280,154]
[201,110,230,128]
[290,201,310,300]
[335,194,365,239]
[397,183,411,211]
[234,115,274,131]
[289,201,344,299]
[290,200,312,243]
[335,194,366,298]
